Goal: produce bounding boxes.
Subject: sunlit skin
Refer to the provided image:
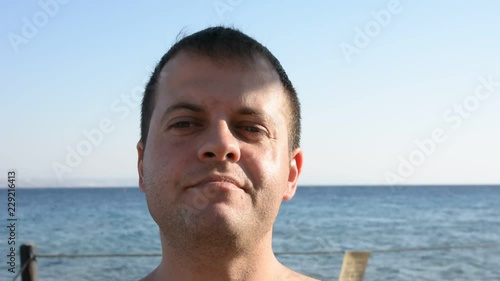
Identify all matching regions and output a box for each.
[137,51,317,281]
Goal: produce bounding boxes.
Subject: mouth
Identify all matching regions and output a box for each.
[188,175,243,192]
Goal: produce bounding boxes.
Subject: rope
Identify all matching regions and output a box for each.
[37,253,161,258]
[277,243,500,256]
[12,256,35,281]
[34,243,500,259]
[370,243,500,253]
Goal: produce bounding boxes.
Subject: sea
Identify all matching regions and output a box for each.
[0,185,499,281]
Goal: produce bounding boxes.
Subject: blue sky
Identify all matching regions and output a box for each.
[1,0,499,187]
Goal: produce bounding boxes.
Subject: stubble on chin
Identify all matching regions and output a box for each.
[143,165,281,255]
[144,179,244,251]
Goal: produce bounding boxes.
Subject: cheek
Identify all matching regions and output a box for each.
[144,134,204,203]
[244,147,289,223]
[145,136,189,175]
[142,149,178,222]
[142,140,184,196]
[244,144,289,190]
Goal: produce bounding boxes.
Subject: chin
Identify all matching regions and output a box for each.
[183,203,248,240]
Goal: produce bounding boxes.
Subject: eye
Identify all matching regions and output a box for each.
[236,123,269,141]
[241,126,263,134]
[167,120,203,135]
[170,121,196,129]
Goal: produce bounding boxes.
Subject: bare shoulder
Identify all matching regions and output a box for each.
[137,268,157,281]
[281,267,321,281]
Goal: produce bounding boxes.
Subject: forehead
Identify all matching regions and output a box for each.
[155,51,289,113]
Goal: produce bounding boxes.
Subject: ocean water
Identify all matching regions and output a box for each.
[0,185,499,281]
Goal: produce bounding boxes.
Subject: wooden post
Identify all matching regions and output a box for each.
[20,243,38,281]
[338,251,371,281]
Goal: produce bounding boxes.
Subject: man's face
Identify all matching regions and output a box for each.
[137,52,303,246]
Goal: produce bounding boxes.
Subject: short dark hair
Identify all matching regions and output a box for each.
[140,26,301,150]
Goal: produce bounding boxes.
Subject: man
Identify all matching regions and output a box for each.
[137,26,317,281]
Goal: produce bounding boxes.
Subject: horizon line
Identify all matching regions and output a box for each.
[1,184,500,189]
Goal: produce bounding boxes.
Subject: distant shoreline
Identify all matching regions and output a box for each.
[1,184,499,189]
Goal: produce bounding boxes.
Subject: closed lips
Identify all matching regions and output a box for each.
[189,175,243,190]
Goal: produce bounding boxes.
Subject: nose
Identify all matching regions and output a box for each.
[198,121,241,162]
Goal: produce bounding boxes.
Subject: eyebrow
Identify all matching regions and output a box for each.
[237,107,273,126]
[161,102,205,121]
[236,106,267,117]
[160,102,271,124]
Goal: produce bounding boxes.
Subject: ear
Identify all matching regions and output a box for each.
[283,148,303,201]
[137,141,147,193]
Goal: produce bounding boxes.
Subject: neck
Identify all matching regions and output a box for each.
[147,229,285,281]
